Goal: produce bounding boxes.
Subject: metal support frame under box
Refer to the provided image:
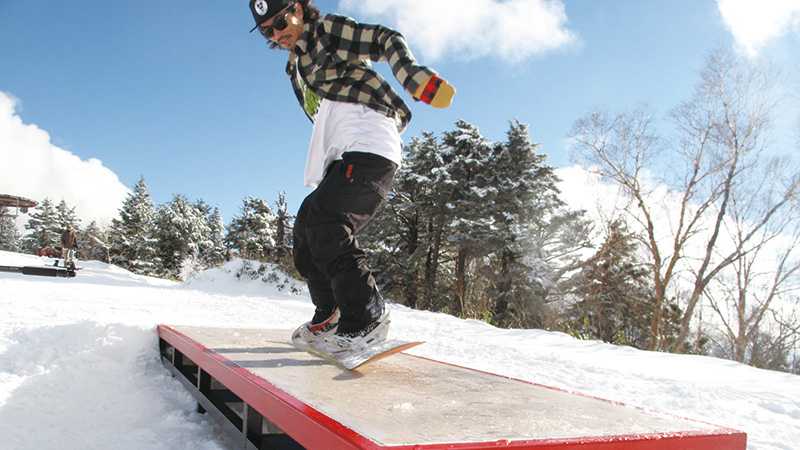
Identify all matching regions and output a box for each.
[159,333,304,450]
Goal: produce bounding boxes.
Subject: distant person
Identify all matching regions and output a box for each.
[60,225,78,269]
[246,0,454,359]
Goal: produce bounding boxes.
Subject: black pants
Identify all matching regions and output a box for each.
[293,152,397,334]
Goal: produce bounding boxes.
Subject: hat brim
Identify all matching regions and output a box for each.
[250,17,267,33]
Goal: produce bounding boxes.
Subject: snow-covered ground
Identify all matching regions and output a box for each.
[0,250,797,450]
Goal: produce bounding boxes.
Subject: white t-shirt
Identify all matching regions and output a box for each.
[304,98,403,188]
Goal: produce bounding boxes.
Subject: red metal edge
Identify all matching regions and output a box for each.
[157,325,747,450]
[157,324,378,450]
[384,430,746,450]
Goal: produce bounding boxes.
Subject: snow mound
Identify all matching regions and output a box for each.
[182,258,306,299]
[0,323,226,450]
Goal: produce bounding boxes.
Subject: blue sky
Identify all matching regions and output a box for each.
[1,0,798,225]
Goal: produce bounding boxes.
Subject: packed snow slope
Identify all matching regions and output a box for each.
[0,250,797,450]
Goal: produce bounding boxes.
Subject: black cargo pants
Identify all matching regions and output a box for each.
[293,152,397,335]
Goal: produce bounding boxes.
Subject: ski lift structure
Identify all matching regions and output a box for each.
[0,194,37,218]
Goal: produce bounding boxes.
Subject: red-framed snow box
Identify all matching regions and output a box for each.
[157,325,746,450]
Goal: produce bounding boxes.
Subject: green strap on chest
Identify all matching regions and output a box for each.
[296,64,321,119]
[302,82,321,119]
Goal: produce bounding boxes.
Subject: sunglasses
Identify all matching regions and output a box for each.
[259,5,295,39]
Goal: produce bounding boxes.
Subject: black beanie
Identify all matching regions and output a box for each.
[249,0,291,32]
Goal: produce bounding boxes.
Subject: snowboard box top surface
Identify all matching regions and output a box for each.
[158,325,746,450]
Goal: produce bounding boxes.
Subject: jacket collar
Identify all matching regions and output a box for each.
[293,19,316,55]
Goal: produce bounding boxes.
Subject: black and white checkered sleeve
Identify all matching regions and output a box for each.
[321,14,436,97]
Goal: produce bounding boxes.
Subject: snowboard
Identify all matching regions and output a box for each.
[307,340,424,370]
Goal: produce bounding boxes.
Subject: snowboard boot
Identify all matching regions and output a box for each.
[309,307,391,359]
[291,308,340,352]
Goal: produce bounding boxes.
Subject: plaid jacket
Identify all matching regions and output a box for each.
[286,14,436,132]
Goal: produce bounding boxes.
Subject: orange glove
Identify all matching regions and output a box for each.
[414,74,456,109]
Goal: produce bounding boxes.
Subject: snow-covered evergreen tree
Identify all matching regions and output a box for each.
[201,206,227,268]
[22,198,60,253]
[225,197,277,261]
[483,120,585,327]
[188,200,222,269]
[273,192,292,259]
[55,200,80,230]
[0,208,22,252]
[364,120,591,329]
[79,221,110,262]
[108,177,161,275]
[155,195,211,278]
[440,121,497,315]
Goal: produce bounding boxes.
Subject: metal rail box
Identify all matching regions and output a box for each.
[157,325,746,450]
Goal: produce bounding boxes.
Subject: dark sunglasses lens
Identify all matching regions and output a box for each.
[259,15,288,39]
[273,16,288,31]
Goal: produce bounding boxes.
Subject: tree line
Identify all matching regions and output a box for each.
[0,181,292,281]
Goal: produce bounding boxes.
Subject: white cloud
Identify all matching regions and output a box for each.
[0,92,129,228]
[718,0,800,57]
[556,165,625,236]
[557,164,800,291]
[337,0,577,63]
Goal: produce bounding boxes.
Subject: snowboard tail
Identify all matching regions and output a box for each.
[308,340,424,370]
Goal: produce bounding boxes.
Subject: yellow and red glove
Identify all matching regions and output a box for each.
[414,74,456,109]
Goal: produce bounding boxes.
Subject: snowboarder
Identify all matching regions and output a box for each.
[60,225,78,270]
[247,0,454,361]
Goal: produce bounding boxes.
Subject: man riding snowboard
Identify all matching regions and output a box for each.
[247,0,455,361]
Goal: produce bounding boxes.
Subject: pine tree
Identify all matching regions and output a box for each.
[201,207,227,268]
[55,200,80,230]
[441,121,497,316]
[0,208,22,252]
[566,220,656,348]
[155,195,211,278]
[79,221,110,262]
[190,199,226,270]
[362,121,587,325]
[108,177,161,275]
[407,132,453,312]
[273,192,292,260]
[225,197,277,261]
[361,120,590,330]
[484,121,579,327]
[23,198,60,253]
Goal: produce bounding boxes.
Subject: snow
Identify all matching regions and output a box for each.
[0,250,797,450]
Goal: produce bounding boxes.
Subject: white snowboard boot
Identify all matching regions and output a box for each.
[308,308,391,361]
[291,308,340,351]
